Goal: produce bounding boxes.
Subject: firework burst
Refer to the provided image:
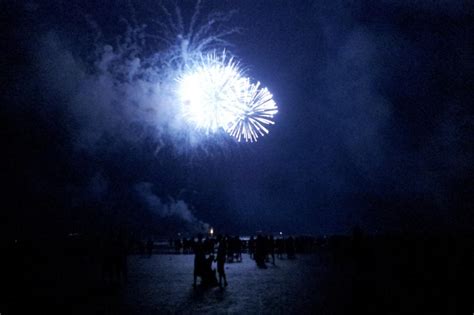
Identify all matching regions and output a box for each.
[177,52,244,133]
[227,80,278,142]
[177,51,278,142]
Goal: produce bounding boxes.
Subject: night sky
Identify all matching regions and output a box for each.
[2,0,473,237]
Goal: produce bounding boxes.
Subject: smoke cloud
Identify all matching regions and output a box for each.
[135,182,209,232]
[25,4,226,233]
[36,32,179,153]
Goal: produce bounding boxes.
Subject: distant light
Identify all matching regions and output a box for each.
[279,231,283,235]
[210,227,214,236]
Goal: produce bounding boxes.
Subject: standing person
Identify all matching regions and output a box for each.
[227,235,235,262]
[249,236,255,260]
[216,236,228,287]
[286,236,296,259]
[255,235,267,268]
[193,234,205,287]
[268,235,276,265]
[202,254,218,287]
[276,237,285,259]
[236,236,243,262]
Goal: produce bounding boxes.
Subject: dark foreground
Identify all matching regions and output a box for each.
[1,236,472,314]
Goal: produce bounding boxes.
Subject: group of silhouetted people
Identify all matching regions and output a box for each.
[101,232,128,283]
[193,234,228,288]
[248,234,296,267]
[190,233,300,287]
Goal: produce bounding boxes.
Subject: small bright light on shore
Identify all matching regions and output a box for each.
[210,227,214,236]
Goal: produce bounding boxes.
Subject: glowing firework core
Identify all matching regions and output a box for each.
[177,52,278,142]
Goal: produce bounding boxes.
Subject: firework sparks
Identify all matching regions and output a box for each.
[227,80,278,142]
[177,52,245,133]
[177,52,278,142]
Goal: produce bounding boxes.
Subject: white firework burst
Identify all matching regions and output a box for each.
[177,52,245,133]
[227,80,278,142]
[177,51,277,142]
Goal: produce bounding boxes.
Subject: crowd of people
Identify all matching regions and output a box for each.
[170,235,243,261]
[75,232,350,288]
[247,234,296,267]
[187,233,300,288]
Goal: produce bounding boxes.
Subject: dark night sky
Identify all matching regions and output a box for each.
[1,0,473,237]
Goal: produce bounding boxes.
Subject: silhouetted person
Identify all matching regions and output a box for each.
[216,236,228,287]
[175,238,182,254]
[226,235,234,262]
[193,234,205,287]
[185,238,192,254]
[268,235,275,265]
[249,236,255,259]
[286,236,296,259]
[255,235,267,268]
[235,236,243,262]
[201,254,218,287]
[276,237,285,259]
